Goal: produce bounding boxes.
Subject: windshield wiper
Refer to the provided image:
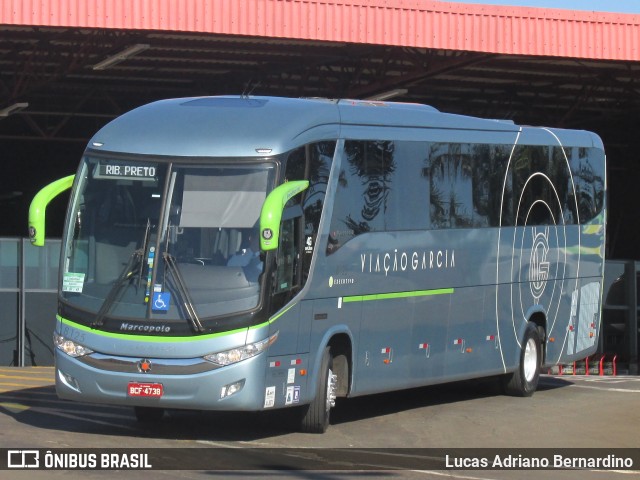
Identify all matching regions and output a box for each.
[137,218,151,290]
[91,249,144,328]
[163,252,205,333]
[92,219,151,328]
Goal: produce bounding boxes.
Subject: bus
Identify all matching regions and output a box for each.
[29,96,606,433]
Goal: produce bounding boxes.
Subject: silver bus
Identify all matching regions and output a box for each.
[30,96,606,433]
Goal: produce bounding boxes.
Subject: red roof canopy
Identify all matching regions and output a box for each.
[2,0,639,61]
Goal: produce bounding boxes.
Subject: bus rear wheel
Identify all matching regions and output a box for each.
[300,346,337,433]
[502,321,541,397]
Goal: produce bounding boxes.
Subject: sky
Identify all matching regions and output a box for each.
[442,0,640,14]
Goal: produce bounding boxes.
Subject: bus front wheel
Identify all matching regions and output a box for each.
[502,321,541,397]
[300,346,337,433]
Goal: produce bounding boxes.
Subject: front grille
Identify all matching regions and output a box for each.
[79,353,220,375]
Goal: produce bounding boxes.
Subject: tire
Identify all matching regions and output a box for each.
[300,346,337,433]
[502,321,541,397]
[134,406,165,423]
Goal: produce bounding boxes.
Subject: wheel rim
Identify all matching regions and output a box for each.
[523,337,538,382]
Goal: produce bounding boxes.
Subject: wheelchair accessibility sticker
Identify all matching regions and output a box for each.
[152,292,171,312]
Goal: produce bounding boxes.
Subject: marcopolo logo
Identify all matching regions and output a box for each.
[119,322,171,334]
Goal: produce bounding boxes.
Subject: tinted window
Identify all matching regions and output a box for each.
[284,147,306,206]
[330,140,434,253]
[427,143,473,229]
[327,139,601,254]
[329,141,393,252]
[282,141,336,277]
[552,147,577,224]
[386,141,429,231]
[472,144,511,227]
[512,145,557,226]
[302,142,335,271]
[569,147,605,223]
[329,140,514,253]
[303,142,335,234]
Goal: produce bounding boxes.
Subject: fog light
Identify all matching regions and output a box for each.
[57,369,81,393]
[220,379,245,399]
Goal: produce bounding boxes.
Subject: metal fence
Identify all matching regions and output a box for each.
[0,238,60,367]
[601,259,640,374]
[1,237,639,372]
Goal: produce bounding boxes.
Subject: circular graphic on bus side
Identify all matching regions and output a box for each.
[495,139,581,366]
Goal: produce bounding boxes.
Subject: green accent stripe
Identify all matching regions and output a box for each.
[58,316,250,343]
[262,302,297,325]
[342,288,454,303]
[57,303,296,343]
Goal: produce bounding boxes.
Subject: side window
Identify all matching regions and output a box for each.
[284,147,306,206]
[428,143,473,229]
[472,144,511,227]
[553,147,577,224]
[512,145,558,226]
[328,140,393,253]
[348,141,391,234]
[274,217,297,294]
[283,142,335,231]
[328,139,604,233]
[302,141,334,267]
[588,147,606,219]
[386,141,429,230]
[510,144,603,227]
[568,146,605,223]
[281,141,335,283]
[511,145,532,225]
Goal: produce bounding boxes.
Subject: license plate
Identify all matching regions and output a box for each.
[127,382,163,398]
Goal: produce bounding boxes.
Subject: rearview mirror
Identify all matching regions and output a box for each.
[29,175,75,246]
[259,180,309,251]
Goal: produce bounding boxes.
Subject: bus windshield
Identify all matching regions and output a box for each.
[61,155,276,327]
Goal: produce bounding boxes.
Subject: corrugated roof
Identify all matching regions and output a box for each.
[2,0,639,61]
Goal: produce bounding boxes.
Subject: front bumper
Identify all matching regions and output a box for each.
[55,350,268,411]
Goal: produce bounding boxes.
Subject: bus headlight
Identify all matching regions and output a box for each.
[204,332,278,366]
[53,332,94,358]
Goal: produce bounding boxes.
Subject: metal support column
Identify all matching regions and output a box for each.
[17,239,25,367]
[625,260,638,374]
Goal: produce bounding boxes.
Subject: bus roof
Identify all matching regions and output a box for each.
[87,96,600,157]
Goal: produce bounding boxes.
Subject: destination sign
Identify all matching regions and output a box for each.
[96,163,157,180]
